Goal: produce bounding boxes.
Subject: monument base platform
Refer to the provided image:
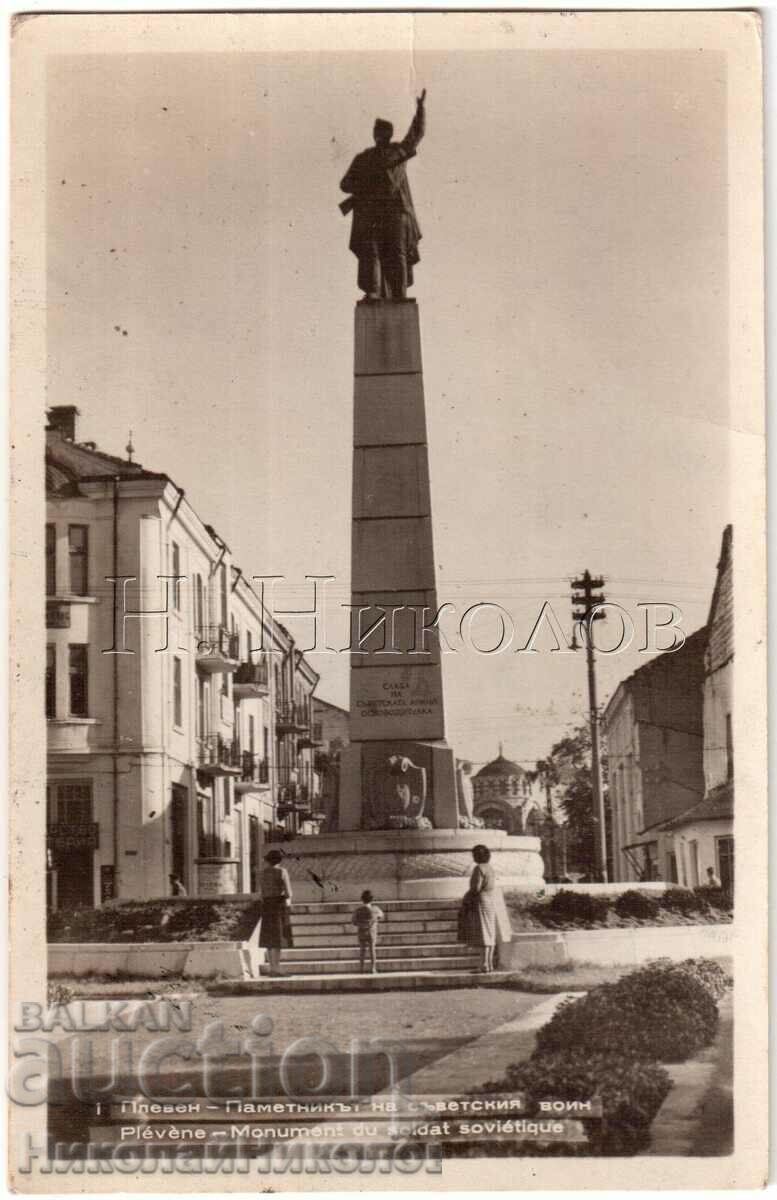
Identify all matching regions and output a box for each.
[278,829,545,902]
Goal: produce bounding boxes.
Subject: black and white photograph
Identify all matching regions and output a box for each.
[8,10,767,1190]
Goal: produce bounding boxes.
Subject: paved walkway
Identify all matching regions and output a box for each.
[648,992,734,1156]
[385,992,576,1098]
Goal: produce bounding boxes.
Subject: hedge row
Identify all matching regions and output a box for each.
[528,886,732,928]
[483,957,731,1155]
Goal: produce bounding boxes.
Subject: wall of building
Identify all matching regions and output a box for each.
[47,464,319,909]
[604,689,642,882]
[702,525,734,799]
[671,819,734,889]
[604,631,706,883]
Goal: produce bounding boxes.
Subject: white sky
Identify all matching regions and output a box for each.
[47,45,730,769]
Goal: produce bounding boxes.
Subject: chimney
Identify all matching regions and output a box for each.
[46,405,80,441]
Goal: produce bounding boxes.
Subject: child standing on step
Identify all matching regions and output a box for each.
[351,890,385,974]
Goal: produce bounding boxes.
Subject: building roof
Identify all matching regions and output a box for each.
[602,625,708,729]
[46,427,164,495]
[705,524,733,675]
[654,780,733,831]
[474,752,525,780]
[312,697,349,717]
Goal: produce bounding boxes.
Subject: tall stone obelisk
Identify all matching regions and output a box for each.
[338,299,458,831]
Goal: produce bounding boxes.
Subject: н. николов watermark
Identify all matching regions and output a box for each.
[99,573,687,658]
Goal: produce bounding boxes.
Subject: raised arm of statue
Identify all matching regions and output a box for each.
[398,91,426,159]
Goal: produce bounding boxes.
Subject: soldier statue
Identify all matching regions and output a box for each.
[339,90,426,302]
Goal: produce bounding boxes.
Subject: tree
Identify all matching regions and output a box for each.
[541,723,610,880]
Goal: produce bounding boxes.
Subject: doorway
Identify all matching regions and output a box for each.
[249,815,261,893]
[170,785,188,889]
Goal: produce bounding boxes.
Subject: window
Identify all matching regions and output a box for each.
[248,715,256,757]
[69,645,88,716]
[223,777,231,817]
[246,629,252,662]
[194,574,204,635]
[49,781,93,823]
[46,525,56,595]
[725,713,733,781]
[46,644,56,718]
[220,563,228,627]
[68,525,89,595]
[716,835,734,890]
[172,542,181,611]
[173,656,183,728]
[196,676,207,740]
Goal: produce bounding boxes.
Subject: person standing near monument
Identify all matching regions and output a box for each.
[459,844,501,973]
[339,89,426,301]
[259,849,294,975]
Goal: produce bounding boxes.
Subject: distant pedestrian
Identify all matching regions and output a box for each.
[169,874,187,896]
[259,849,294,976]
[705,867,722,889]
[351,889,385,974]
[459,844,501,973]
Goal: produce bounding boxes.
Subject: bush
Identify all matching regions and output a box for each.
[614,889,661,921]
[660,887,710,915]
[489,1049,672,1156]
[47,898,263,944]
[669,957,732,1001]
[535,959,719,1063]
[695,885,733,913]
[540,890,611,927]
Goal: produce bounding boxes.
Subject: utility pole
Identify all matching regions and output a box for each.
[571,571,608,882]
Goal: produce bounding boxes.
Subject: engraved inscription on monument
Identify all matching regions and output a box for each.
[351,666,444,742]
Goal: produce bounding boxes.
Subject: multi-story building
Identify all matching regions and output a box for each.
[654,526,734,889]
[45,405,319,909]
[311,697,350,831]
[602,627,707,882]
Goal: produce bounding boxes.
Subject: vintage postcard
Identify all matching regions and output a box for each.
[9,10,766,1191]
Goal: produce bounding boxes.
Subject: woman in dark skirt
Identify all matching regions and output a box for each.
[259,849,293,975]
[459,844,499,973]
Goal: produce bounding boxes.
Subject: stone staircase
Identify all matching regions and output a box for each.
[274,898,479,977]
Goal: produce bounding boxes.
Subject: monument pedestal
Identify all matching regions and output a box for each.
[287,300,544,902]
[280,828,545,902]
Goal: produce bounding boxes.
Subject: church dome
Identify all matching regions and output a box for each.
[474,751,524,780]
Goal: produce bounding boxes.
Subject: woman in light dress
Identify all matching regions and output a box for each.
[460,844,500,973]
[259,849,293,976]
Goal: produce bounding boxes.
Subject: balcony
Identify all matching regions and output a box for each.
[195,625,241,674]
[277,783,312,817]
[297,721,324,751]
[47,718,99,754]
[196,734,241,776]
[275,701,311,735]
[232,658,270,700]
[235,751,271,794]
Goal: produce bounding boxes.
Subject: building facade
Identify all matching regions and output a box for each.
[45,406,321,909]
[654,526,734,889]
[311,697,350,832]
[602,627,707,882]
